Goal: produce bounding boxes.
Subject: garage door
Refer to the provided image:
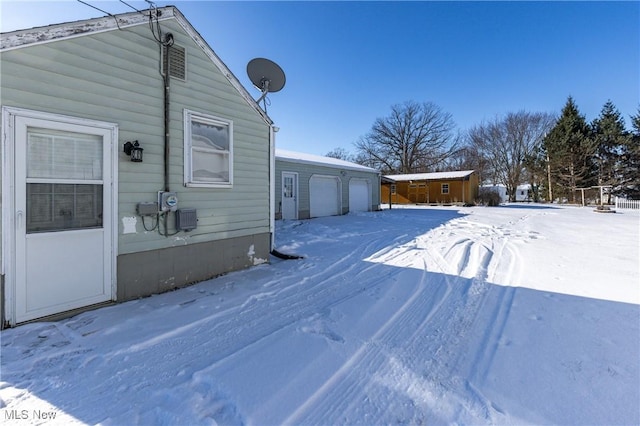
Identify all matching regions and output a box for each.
[309,175,340,218]
[349,179,370,212]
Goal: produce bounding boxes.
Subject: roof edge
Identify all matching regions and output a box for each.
[276,149,379,174]
[170,8,272,126]
[384,170,476,181]
[1,7,165,51]
[0,6,273,126]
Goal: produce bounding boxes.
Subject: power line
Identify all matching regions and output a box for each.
[76,0,122,29]
[119,0,144,14]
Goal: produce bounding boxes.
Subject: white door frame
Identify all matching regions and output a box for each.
[2,106,119,326]
[281,171,298,220]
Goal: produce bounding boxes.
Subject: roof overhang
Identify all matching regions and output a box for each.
[0,6,273,126]
[276,149,380,174]
[384,170,475,182]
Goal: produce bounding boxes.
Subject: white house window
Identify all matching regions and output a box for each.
[184,110,233,187]
[442,183,449,194]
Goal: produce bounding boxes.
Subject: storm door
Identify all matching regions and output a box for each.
[11,113,115,323]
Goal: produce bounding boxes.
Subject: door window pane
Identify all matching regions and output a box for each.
[284,176,294,198]
[27,129,102,180]
[27,184,103,233]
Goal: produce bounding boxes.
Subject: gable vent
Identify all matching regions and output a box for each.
[163,44,186,80]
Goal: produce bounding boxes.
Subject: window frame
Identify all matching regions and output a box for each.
[183,109,233,188]
[441,183,450,194]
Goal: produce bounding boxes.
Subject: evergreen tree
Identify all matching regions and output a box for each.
[591,100,629,202]
[619,107,640,199]
[544,97,596,203]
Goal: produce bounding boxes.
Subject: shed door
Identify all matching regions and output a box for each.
[408,183,428,203]
[349,179,370,212]
[309,175,340,218]
[12,114,114,323]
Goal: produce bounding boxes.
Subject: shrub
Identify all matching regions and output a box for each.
[477,187,502,206]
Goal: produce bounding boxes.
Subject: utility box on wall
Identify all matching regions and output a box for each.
[176,208,197,231]
[158,191,178,212]
[137,202,159,216]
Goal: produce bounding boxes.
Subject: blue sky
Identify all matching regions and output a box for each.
[2,1,638,156]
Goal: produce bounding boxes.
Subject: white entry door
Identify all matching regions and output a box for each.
[281,172,298,220]
[5,109,116,324]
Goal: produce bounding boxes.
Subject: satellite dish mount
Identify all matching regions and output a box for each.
[247,58,286,111]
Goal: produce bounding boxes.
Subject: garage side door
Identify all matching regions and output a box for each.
[349,179,370,212]
[309,175,340,218]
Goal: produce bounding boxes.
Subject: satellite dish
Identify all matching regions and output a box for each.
[247,58,286,107]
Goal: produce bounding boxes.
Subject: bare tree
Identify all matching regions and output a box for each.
[325,147,354,162]
[354,101,459,174]
[468,111,555,202]
[444,144,492,184]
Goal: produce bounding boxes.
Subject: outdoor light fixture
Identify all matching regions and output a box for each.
[123,140,143,162]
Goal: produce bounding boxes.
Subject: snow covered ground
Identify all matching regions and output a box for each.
[1,204,639,425]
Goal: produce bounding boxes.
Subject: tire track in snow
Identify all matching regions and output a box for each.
[65,226,408,423]
[101,227,410,402]
[285,245,500,424]
[0,225,403,426]
[355,215,528,424]
[113,215,522,424]
[5,212,536,425]
[409,215,528,421]
[286,216,517,424]
[284,259,453,425]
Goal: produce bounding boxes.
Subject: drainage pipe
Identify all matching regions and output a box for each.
[271,249,304,260]
[163,35,172,192]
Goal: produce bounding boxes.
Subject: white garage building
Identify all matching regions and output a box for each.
[275,149,381,220]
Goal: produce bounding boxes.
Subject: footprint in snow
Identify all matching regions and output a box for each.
[300,321,345,343]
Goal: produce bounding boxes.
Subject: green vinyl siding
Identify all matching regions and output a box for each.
[275,158,380,218]
[1,15,271,256]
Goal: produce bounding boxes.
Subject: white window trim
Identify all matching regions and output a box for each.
[184,109,233,188]
[442,183,450,194]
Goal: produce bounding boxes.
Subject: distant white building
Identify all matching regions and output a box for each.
[481,184,532,203]
[481,184,508,203]
[515,184,532,202]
